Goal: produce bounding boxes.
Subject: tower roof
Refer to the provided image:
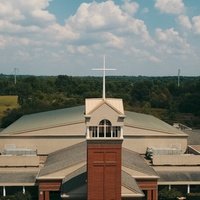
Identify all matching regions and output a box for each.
[85,98,124,115]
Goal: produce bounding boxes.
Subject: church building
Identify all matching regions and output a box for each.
[0,61,200,200]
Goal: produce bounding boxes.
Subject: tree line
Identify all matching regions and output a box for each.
[0,74,199,128]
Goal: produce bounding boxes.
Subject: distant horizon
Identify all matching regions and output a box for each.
[0,0,200,76]
[1,73,199,78]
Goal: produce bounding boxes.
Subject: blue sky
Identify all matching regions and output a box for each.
[0,0,200,76]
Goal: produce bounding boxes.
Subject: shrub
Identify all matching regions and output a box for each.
[0,192,31,200]
[159,188,183,200]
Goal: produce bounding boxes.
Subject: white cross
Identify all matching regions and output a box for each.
[92,55,116,100]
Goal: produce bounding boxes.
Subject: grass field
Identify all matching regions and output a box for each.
[0,96,19,119]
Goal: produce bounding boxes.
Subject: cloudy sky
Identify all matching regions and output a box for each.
[0,0,200,76]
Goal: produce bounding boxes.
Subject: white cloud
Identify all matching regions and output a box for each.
[68,1,127,31]
[155,28,191,54]
[0,1,24,21]
[103,32,125,49]
[1,0,198,76]
[129,47,161,63]
[0,0,55,26]
[178,15,200,35]
[121,0,139,16]
[0,35,33,48]
[192,16,200,34]
[44,24,79,41]
[178,15,192,29]
[155,0,185,15]
[0,0,153,53]
[126,18,154,44]
[0,0,160,75]
[31,9,55,22]
[66,1,153,47]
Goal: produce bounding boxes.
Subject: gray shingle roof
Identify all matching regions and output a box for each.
[0,172,37,185]
[38,142,157,178]
[122,148,158,176]
[157,171,200,182]
[38,142,86,177]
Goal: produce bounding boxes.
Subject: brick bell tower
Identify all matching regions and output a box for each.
[85,98,125,200]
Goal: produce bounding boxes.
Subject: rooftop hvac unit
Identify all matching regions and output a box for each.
[146,147,182,159]
[2,145,37,156]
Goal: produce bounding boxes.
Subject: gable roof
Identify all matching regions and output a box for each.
[38,142,86,177]
[85,98,124,115]
[37,142,157,179]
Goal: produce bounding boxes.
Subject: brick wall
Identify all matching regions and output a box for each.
[87,141,122,200]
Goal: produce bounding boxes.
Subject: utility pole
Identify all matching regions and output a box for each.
[14,68,18,85]
[178,69,181,87]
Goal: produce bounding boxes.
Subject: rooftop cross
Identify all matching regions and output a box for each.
[92,55,116,100]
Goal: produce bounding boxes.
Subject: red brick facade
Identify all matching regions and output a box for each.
[87,140,122,200]
[137,179,158,200]
[38,179,62,200]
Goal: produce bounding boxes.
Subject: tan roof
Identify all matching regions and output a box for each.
[0,168,39,186]
[85,98,124,115]
[0,156,39,167]
[153,154,200,166]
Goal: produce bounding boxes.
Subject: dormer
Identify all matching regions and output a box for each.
[85,98,125,140]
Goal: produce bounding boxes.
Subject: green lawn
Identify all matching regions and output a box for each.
[0,96,19,118]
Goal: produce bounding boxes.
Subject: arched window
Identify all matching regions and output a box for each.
[88,119,121,138]
[99,119,112,137]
